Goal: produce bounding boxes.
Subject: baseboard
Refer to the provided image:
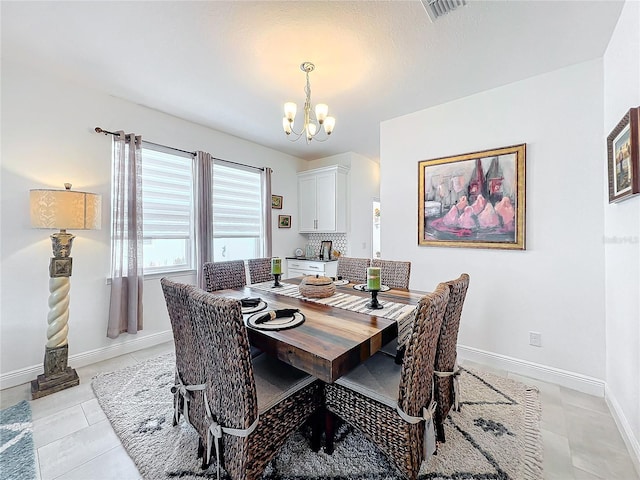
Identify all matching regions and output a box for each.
[457,344,606,397]
[605,384,640,477]
[0,330,173,390]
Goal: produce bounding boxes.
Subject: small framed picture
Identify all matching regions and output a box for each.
[607,107,639,203]
[320,240,333,260]
[278,215,291,228]
[272,195,283,209]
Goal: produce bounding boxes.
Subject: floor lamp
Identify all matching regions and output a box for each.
[29,183,101,399]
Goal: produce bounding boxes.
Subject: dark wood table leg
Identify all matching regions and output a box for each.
[324,409,335,454]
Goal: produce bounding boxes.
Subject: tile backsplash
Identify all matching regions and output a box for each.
[306,233,348,257]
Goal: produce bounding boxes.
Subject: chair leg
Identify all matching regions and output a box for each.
[436,420,446,443]
[324,410,335,455]
[197,437,204,458]
[310,409,323,452]
[198,438,210,469]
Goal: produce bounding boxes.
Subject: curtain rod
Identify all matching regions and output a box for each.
[94,127,266,172]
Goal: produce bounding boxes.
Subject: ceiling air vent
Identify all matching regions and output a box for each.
[421,0,467,22]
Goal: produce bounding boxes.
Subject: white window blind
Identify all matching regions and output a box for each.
[141,144,193,272]
[212,162,262,238]
[142,146,192,239]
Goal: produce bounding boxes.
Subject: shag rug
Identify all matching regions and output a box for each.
[92,353,542,480]
[0,400,36,480]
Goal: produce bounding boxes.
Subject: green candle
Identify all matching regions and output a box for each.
[367,267,381,290]
[271,258,282,275]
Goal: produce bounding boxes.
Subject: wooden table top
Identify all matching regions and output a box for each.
[213,279,426,383]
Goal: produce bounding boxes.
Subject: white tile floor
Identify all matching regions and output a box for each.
[2,342,638,480]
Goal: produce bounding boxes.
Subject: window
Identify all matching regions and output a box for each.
[141,144,193,272]
[212,161,263,261]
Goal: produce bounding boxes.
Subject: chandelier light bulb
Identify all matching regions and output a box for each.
[282,117,292,134]
[284,102,297,122]
[315,104,328,124]
[307,123,317,136]
[324,116,336,135]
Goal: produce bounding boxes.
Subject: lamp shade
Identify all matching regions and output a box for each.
[30,187,102,230]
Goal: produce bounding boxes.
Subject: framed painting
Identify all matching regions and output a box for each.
[278,214,291,228]
[418,143,526,250]
[320,240,332,260]
[272,195,283,209]
[607,107,639,203]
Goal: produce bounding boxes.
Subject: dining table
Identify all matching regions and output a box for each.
[213,277,426,384]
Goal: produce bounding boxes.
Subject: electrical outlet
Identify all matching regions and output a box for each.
[529,331,542,347]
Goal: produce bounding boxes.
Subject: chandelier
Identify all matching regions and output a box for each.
[282,62,335,143]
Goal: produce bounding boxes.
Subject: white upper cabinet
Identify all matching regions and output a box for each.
[297,165,348,233]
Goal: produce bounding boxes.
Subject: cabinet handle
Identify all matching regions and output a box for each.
[309,265,319,269]
[291,263,300,268]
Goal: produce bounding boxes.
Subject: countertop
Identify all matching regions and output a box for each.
[285,257,338,263]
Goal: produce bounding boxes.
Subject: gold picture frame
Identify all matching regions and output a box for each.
[418,144,526,250]
[272,195,283,209]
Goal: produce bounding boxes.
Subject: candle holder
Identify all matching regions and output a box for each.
[272,273,282,288]
[366,289,384,309]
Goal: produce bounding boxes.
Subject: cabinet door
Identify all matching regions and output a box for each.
[315,171,336,231]
[298,175,317,232]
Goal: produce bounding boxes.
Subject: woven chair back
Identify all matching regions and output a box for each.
[435,273,470,373]
[433,273,470,439]
[336,257,371,284]
[248,258,273,284]
[160,278,208,435]
[398,283,449,417]
[370,259,411,289]
[203,260,246,292]
[187,288,259,434]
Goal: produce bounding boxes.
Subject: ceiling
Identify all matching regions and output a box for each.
[1,1,624,162]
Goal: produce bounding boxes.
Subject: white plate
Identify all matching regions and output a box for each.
[241,300,267,314]
[247,311,305,331]
[333,279,349,286]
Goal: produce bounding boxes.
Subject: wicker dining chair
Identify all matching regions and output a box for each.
[325,284,450,480]
[370,258,411,289]
[336,257,371,284]
[203,260,246,292]
[160,278,209,440]
[247,258,273,284]
[186,286,323,480]
[433,273,470,443]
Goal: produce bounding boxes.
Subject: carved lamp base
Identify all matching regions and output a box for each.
[31,345,79,399]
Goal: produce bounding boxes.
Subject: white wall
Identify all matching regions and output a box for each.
[380,60,606,385]
[304,152,380,257]
[0,59,305,387]
[603,0,640,467]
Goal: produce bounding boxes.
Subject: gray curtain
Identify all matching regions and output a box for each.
[262,167,273,257]
[194,151,214,288]
[107,132,143,338]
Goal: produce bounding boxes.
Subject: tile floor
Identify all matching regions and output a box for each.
[1,342,638,480]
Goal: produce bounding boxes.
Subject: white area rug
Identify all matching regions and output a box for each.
[92,353,542,479]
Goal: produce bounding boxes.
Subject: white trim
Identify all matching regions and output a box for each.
[605,384,640,477]
[457,344,605,397]
[0,330,173,390]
